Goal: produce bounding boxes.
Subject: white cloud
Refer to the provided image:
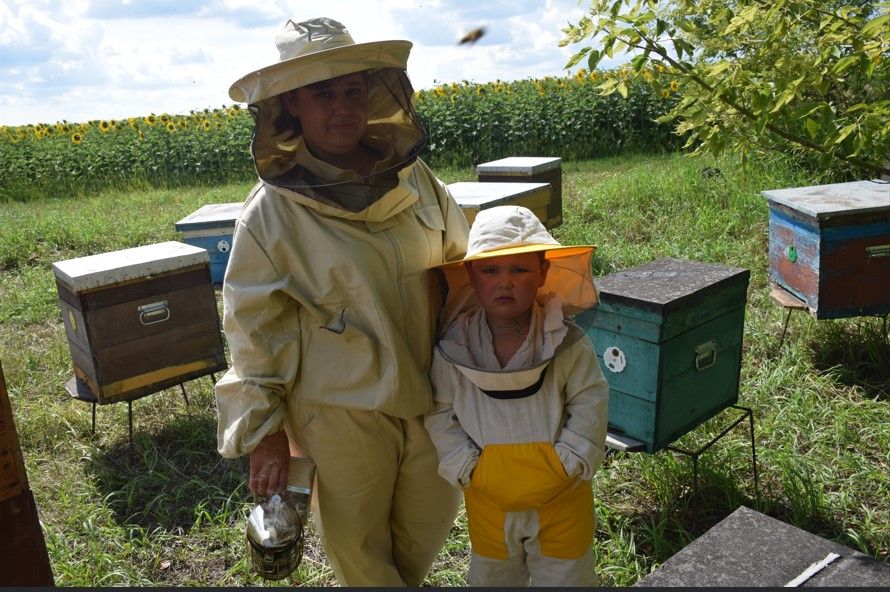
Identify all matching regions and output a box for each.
[0,0,613,126]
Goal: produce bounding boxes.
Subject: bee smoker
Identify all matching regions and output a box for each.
[245,456,316,580]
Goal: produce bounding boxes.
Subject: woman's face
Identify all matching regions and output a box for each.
[467,253,549,326]
[284,72,370,162]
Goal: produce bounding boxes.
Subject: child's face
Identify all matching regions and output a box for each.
[467,253,549,326]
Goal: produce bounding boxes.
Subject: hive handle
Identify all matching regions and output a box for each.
[866,244,890,258]
[694,340,717,371]
[138,300,171,325]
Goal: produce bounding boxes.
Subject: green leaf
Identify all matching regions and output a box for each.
[862,14,890,38]
[586,49,603,71]
[805,118,820,139]
[832,55,860,75]
[598,78,620,96]
[617,80,629,99]
[675,17,697,34]
[566,46,592,69]
[630,53,648,72]
[834,123,858,145]
[771,89,796,113]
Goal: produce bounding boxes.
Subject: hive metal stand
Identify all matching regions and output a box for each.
[66,372,219,456]
[606,404,759,499]
[770,284,890,352]
[664,404,758,498]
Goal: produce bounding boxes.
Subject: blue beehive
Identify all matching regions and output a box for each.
[175,202,243,284]
[762,180,890,319]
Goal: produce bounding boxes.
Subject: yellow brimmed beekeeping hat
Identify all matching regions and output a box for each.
[436,206,599,321]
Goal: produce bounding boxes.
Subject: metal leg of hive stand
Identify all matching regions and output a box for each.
[769,286,807,354]
[91,401,97,435]
[666,405,758,499]
[777,308,793,352]
[128,401,134,459]
[746,406,760,501]
[180,382,189,407]
[207,373,218,409]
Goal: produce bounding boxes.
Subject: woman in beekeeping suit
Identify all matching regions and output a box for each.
[214,17,469,586]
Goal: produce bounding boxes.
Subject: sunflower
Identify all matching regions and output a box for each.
[166,122,176,133]
[643,70,653,82]
[201,120,211,131]
[661,88,671,98]
[71,133,83,145]
[144,114,156,126]
[670,79,681,92]
[99,120,111,133]
[589,71,598,82]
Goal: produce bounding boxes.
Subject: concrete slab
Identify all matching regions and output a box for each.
[635,505,889,587]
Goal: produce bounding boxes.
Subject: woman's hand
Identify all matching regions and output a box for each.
[249,430,290,496]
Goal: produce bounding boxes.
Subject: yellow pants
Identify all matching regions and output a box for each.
[290,405,460,586]
[463,442,596,586]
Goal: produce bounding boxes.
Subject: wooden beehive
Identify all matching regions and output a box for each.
[0,364,27,504]
[477,156,563,228]
[447,181,550,227]
[175,202,243,284]
[53,241,228,405]
[763,180,890,319]
[0,362,55,585]
[576,258,750,452]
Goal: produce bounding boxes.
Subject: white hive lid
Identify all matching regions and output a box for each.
[477,156,561,175]
[762,180,890,219]
[53,241,209,292]
[448,182,550,207]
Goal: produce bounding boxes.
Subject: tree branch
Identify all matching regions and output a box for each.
[634,27,885,175]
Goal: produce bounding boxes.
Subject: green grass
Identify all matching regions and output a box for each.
[1,153,887,586]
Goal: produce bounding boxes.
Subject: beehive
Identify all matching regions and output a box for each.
[447,181,550,227]
[53,241,227,404]
[175,202,243,284]
[0,363,55,585]
[477,157,562,228]
[576,258,750,452]
[763,180,890,319]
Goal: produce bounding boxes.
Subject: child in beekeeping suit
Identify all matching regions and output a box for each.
[425,205,609,587]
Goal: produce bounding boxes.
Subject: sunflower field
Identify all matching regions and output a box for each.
[0,69,681,202]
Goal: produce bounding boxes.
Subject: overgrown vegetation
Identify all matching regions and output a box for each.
[1,152,887,586]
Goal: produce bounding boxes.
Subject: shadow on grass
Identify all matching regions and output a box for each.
[83,411,250,534]
[618,463,848,568]
[810,316,890,401]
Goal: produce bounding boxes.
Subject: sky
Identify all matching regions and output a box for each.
[0,0,628,127]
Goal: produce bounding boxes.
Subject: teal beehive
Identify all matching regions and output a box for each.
[577,258,750,452]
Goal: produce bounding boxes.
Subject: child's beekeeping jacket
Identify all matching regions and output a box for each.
[426,253,609,561]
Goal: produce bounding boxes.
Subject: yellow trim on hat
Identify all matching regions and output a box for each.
[435,244,594,270]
